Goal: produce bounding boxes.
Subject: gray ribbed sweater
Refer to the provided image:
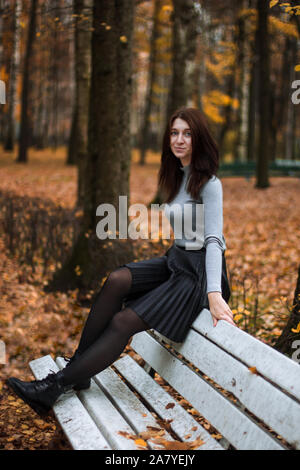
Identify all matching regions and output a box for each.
[163,164,226,293]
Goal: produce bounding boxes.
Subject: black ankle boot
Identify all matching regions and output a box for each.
[64,350,91,391]
[6,370,72,416]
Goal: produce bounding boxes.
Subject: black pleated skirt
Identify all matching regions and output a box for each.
[120,242,231,343]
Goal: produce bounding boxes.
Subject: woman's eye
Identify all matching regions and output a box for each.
[170,131,191,136]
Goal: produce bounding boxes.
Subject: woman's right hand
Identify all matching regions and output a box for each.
[207,292,236,327]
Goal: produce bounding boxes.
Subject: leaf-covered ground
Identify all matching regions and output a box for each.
[0,148,299,450]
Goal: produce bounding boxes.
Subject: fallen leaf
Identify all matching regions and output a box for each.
[165,402,175,409]
[135,438,147,448]
[118,431,138,441]
[150,436,204,450]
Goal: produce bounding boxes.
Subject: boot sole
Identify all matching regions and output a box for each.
[6,378,51,417]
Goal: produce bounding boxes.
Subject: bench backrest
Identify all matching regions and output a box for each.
[130,309,300,450]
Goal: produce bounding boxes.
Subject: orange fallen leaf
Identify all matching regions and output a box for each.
[140,429,165,440]
[118,431,138,441]
[248,366,258,375]
[211,433,222,439]
[150,436,204,450]
[135,438,147,448]
[146,425,164,433]
[165,402,175,409]
[291,321,300,333]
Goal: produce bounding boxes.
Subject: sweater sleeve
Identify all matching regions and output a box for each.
[201,176,224,294]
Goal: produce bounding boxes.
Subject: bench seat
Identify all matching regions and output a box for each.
[29,309,300,450]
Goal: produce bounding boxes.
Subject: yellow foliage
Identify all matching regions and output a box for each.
[291,321,300,334]
[269,15,299,38]
[238,8,257,19]
[201,96,224,124]
[152,82,168,95]
[208,90,239,109]
[234,314,243,322]
[201,89,239,124]
[161,5,173,13]
[205,46,236,85]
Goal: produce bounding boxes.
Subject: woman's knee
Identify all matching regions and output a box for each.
[109,308,148,336]
[106,267,132,297]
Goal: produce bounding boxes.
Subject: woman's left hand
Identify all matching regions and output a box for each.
[207,292,236,327]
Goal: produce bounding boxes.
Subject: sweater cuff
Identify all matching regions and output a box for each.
[205,237,223,294]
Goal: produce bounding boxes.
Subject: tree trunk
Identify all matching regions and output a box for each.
[284,38,297,161]
[166,0,198,117]
[67,0,92,211]
[192,7,210,112]
[255,0,270,188]
[34,12,48,152]
[235,0,250,163]
[138,0,162,166]
[17,0,38,163]
[274,265,300,360]
[150,0,198,207]
[246,0,259,163]
[4,0,22,151]
[218,66,236,158]
[47,0,135,292]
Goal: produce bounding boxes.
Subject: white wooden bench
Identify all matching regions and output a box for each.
[29,309,300,451]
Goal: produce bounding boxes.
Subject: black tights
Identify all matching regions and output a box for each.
[62,267,150,387]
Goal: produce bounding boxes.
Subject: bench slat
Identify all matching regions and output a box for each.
[29,355,111,450]
[193,309,300,401]
[55,357,138,450]
[114,354,223,450]
[151,328,300,449]
[131,332,285,450]
[93,366,175,449]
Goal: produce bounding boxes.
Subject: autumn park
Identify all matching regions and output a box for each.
[0,0,300,453]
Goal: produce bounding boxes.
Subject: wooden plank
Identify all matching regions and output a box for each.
[56,357,138,450]
[29,355,110,450]
[114,355,225,450]
[150,328,300,449]
[93,366,175,450]
[130,333,285,450]
[192,309,300,401]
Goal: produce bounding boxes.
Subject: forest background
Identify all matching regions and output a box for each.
[0,0,299,450]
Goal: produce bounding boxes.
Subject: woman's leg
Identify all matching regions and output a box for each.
[62,307,149,386]
[6,288,149,417]
[75,267,132,355]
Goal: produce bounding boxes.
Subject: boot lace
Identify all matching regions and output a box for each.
[33,370,58,392]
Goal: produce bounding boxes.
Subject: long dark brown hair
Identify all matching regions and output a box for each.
[158,107,219,203]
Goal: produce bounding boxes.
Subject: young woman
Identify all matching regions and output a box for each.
[7,107,235,417]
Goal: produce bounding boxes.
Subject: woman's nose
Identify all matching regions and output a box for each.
[177,133,184,142]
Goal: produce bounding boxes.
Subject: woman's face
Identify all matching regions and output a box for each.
[170,117,192,166]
